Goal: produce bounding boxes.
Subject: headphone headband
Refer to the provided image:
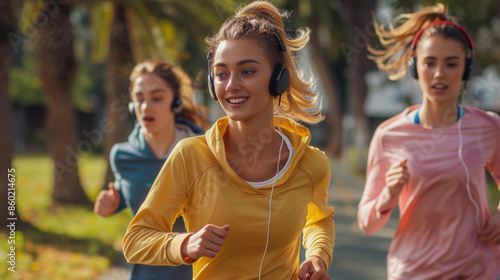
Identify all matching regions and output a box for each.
[411,20,474,51]
[272,31,287,83]
[273,31,286,52]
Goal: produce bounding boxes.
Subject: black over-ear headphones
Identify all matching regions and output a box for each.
[207,32,290,101]
[128,97,183,115]
[410,20,474,81]
[171,97,183,114]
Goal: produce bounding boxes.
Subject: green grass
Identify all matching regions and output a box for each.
[1,153,133,280]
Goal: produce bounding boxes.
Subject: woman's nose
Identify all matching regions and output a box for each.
[225,74,241,92]
[434,64,444,79]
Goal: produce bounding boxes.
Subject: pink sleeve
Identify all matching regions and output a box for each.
[357,128,399,236]
[486,112,500,210]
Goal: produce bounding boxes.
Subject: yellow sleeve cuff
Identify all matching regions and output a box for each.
[168,233,194,265]
[307,248,332,270]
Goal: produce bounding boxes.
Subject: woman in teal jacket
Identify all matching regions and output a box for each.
[94,60,207,280]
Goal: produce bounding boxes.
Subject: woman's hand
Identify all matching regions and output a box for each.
[298,256,329,280]
[478,210,500,244]
[385,159,409,198]
[94,182,120,217]
[181,224,230,260]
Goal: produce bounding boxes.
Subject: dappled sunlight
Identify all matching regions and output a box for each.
[10,154,131,279]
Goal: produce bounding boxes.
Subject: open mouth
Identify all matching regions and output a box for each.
[143,116,155,123]
[227,97,248,104]
[432,84,448,90]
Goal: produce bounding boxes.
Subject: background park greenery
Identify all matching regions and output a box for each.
[1,0,499,278]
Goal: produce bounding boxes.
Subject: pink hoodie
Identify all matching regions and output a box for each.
[358,105,500,280]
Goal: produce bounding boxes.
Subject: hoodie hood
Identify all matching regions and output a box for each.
[127,122,150,156]
[205,116,311,189]
[128,118,201,159]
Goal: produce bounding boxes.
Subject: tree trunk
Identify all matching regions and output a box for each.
[309,18,343,158]
[343,0,376,173]
[101,4,135,189]
[0,0,20,230]
[32,1,91,207]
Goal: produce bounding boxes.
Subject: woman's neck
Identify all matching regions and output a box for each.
[144,125,176,159]
[419,101,459,129]
[225,117,281,166]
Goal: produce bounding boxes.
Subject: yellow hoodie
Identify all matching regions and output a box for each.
[123,116,335,279]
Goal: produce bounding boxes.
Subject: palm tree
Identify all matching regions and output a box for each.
[0,0,18,228]
[282,0,346,158]
[32,0,91,206]
[100,3,135,186]
[343,0,376,172]
[284,0,375,169]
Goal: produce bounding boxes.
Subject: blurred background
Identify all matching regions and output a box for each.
[0,0,499,279]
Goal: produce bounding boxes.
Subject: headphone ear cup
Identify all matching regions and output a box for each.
[171,97,183,114]
[207,70,217,101]
[128,102,134,115]
[410,58,419,79]
[462,57,473,81]
[277,68,289,96]
[269,66,289,97]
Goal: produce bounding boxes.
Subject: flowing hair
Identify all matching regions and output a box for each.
[130,60,209,129]
[368,3,471,80]
[205,1,323,124]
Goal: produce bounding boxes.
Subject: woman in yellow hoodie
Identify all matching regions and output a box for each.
[123,1,335,279]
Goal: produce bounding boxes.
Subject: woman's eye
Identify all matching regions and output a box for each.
[153,97,162,102]
[216,72,226,78]
[447,63,458,68]
[242,70,255,75]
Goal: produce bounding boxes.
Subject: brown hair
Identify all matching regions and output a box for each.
[130,60,209,129]
[368,3,472,80]
[205,1,324,124]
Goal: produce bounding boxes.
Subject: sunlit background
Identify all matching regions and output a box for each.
[1,0,499,279]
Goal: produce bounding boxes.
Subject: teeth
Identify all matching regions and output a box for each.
[228,98,248,104]
[433,85,446,89]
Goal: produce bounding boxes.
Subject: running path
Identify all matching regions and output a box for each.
[96,253,130,280]
[326,157,399,280]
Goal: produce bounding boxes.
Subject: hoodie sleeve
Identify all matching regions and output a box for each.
[109,144,128,214]
[122,144,192,266]
[357,127,399,236]
[302,150,335,269]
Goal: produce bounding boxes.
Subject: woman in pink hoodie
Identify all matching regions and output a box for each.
[358,4,500,279]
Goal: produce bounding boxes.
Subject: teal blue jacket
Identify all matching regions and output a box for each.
[111,119,202,279]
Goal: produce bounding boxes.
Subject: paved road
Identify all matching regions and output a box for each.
[325,158,398,280]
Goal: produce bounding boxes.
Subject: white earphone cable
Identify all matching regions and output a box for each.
[458,85,481,229]
[258,100,285,279]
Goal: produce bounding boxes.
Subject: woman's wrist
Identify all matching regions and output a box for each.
[183,255,196,263]
[180,234,196,263]
[387,185,400,198]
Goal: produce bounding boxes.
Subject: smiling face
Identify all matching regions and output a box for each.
[130,73,176,134]
[212,38,275,123]
[416,36,467,105]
